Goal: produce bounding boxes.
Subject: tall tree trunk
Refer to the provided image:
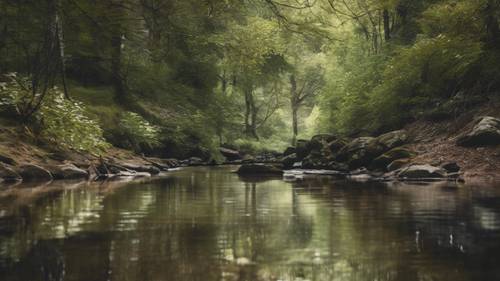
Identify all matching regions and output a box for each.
[111,33,125,103]
[111,0,127,105]
[290,74,299,145]
[291,105,298,146]
[485,0,500,48]
[243,87,259,140]
[250,94,258,140]
[55,0,69,99]
[383,9,391,41]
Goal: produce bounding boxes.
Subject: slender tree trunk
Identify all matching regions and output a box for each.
[292,105,298,146]
[383,9,391,41]
[243,87,259,140]
[250,94,259,140]
[290,74,299,145]
[485,0,500,48]
[111,0,127,105]
[111,32,126,104]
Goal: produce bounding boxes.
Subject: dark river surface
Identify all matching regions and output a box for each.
[1,166,500,281]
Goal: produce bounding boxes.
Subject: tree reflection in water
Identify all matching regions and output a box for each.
[0,166,500,281]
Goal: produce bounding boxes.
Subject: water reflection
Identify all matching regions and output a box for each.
[0,166,500,281]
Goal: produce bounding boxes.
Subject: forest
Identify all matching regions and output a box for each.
[0,0,500,174]
[3,1,500,280]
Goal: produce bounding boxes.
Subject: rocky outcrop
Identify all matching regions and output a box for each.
[17,164,53,182]
[282,153,298,169]
[282,130,411,172]
[295,140,311,160]
[387,158,411,172]
[370,147,414,171]
[0,163,21,182]
[283,147,296,157]
[336,137,377,169]
[48,164,89,180]
[457,116,500,147]
[121,163,161,175]
[397,165,447,180]
[441,162,461,173]
[236,164,283,175]
[374,130,408,151]
[0,153,16,166]
[220,147,242,161]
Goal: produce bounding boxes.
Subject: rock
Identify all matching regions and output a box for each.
[0,153,16,166]
[282,153,298,169]
[283,147,296,157]
[48,164,89,180]
[306,135,334,153]
[457,116,500,147]
[328,138,349,155]
[17,164,53,181]
[374,130,408,150]
[441,162,461,173]
[397,164,446,180]
[236,164,283,175]
[311,134,337,144]
[0,163,21,182]
[336,137,378,169]
[220,147,242,161]
[302,151,330,169]
[295,140,311,160]
[387,158,411,172]
[121,163,161,175]
[371,147,415,171]
[188,157,204,166]
[327,161,349,172]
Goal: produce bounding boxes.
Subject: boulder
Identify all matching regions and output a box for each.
[0,163,21,182]
[397,164,446,180]
[370,147,415,171]
[17,164,53,181]
[295,140,311,160]
[220,147,242,161]
[236,164,283,175]
[457,116,500,147]
[374,130,408,150]
[311,134,337,143]
[441,162,461,173]
[282,153,298,169]
[336,137,378,169]
[302,151,328,169]
[306,135,335,154]
[188,157,204,166]
[328,138,349,155]
[48,164,89,180]
[121,163,161,175]
[0,153,16,166]
[387,158,411,172]
[283,147,296,157]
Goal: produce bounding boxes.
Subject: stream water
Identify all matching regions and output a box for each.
[1,166,500,281]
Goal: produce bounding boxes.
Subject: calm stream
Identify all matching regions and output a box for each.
[1,166,500,281]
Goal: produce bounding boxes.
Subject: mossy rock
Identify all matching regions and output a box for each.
[387,158,412,172]
[371,147,415,171]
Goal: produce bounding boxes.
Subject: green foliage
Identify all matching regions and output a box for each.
[0,73,110,152]
[233,137,289,155]
[39,89,110,152]
[117,112,161,151]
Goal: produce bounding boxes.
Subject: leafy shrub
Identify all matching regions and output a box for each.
[0,73,110,152]
[117,112,161,151]
[39,89,110,152]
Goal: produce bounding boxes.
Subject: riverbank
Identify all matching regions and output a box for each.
[1,102,500,185]
[0,124,181,184]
